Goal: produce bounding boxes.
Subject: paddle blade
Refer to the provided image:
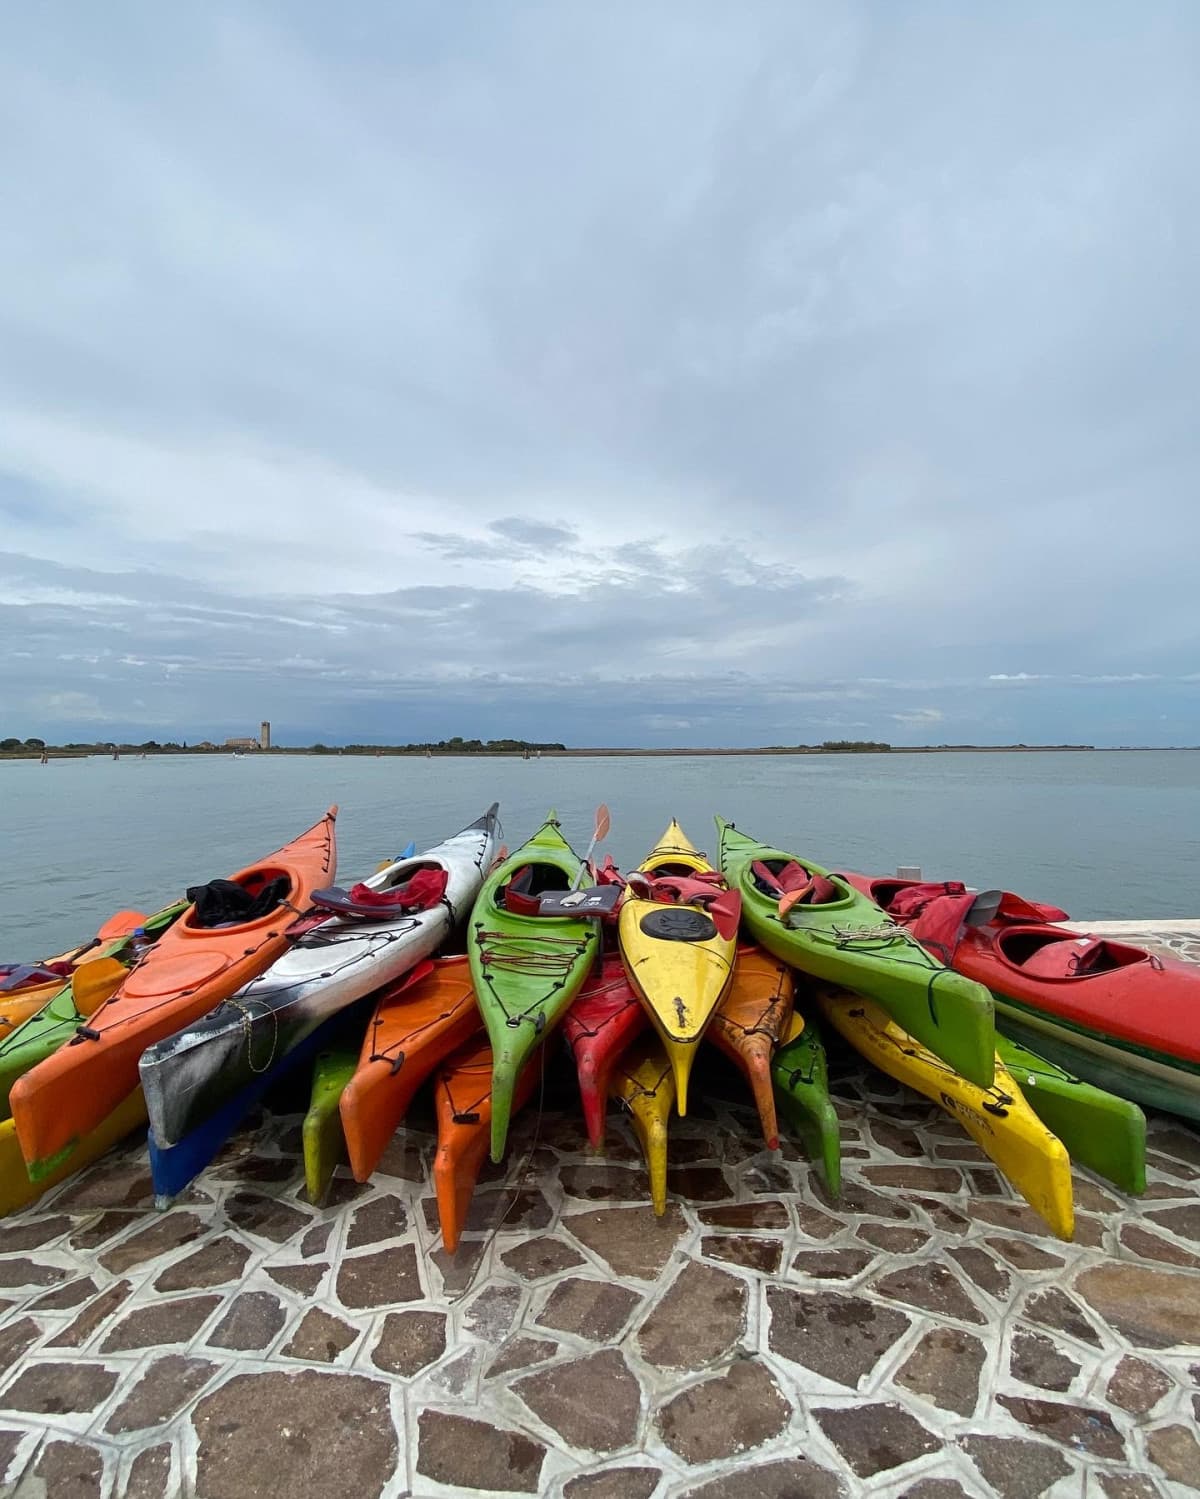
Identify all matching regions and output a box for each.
[93,910,147,943]
[709,890,743,943]
[72,958,129,1016]
[594,804,611,844]
[778,881,814,918]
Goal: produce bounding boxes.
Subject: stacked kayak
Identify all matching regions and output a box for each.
[562,953,647,1149]
[846,873,1196,1124]
[340,955,484,1182]
[820,987,1076,1239]
[11,807,338,1178]
[433,1036,539,1252]
[771,1011,841,1196]
[708,946,793,1149]
[469,812,600,1162]
[609,1033,675,1215]
[716,818,996,1088]
[0,899,188,1117]
[139,806,498,1148]
[618,821,738,1112]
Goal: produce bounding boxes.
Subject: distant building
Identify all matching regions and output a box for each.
[224,737,260,751]
[260,720,271,751]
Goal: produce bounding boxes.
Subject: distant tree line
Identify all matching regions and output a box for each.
[816,740,892,753]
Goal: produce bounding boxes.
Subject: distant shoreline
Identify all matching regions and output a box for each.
[4,743,1199,761]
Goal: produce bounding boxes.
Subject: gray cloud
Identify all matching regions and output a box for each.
[1,4,1198,746]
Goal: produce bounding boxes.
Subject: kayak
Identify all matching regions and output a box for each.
[609,1032,675,1215]
[1,979,73,1035]
[562,952,648,1148]
[708,945,793,1148]
[771,1011,841,1197]
[148,1009,349,1205]
[339,955,484,1182]
[468,812,599,1162]
[846,872,1200,1124]
[0,901,189,1120]
[996,1033,1146,1196]
[618,821,738,1114]
[715,818,995,1088]
[0,1091,148,1219]
[820,988,1074,1240]
[12,808,338,1179]
[303,1039,359,1205]
[139,806,497,1148]
[432,1036,539,1253]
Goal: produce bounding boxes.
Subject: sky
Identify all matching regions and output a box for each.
[2,2,1198,748]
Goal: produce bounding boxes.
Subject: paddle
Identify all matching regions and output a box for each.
[572,805,611,891]
[778,879,815,919]
[71,957,129,1016]
[376,840,417,873]
[94,909,148,943]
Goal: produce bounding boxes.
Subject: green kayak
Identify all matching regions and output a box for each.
[0,899,187,1119]
[468,811,599,1162]
[771,1011,841,1197]
[997,1033,1146,1196]
[303,1041,359,1205]
[716,818,995,1089]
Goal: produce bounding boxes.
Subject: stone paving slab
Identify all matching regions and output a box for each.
[1,938,1199,1497]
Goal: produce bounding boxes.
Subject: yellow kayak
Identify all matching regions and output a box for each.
[617,820,737,1113]
[609,1033,675,1215]
[820,988,1074,1241]
[0,1089,147,1218]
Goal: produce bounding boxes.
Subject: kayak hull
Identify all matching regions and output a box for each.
[609,1033,675,1215]
[716,818,995,1089]
[148,1011,346,1204]
[708,945,793,1148]
[13,809,338,1177]
[562,953,648,1149]
[771,1011,841,1197]
[996,1032,1146,1196]
[0,1090,147,1219]
[303,1041,359,1205]
[339,956,484,1182]
[433,1037,538,1253]
[821,988,1074,1240]
[141,808,497,1148]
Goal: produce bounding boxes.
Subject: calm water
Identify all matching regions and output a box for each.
[3,751,1198,957]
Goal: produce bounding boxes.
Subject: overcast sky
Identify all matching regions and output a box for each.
[2,3,1198,747]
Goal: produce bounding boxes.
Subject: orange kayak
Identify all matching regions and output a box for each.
[433,1037,538,1253]
[11,808,337,1178]
[339,955,484,1182]
[1,981,67,1035]
[708,945,794,1149]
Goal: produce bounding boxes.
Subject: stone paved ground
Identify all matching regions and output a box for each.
[1,925,1199,1498]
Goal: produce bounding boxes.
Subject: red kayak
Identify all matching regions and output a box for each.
[562,952,648,1148]
[843,872,1200,1121]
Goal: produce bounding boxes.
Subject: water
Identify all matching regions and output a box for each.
[3,751,1198,957]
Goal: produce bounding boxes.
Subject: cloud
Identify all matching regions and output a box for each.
[890,708,945,728]
[0,5,1198,745]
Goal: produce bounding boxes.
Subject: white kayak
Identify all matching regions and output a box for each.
[139,804,499,1147]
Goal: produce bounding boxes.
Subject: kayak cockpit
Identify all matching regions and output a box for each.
[498,862,571,915]
[750,858,844,907]
[183,868,293,930]
[998,927,1148,979]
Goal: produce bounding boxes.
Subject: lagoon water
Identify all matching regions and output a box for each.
[3,750,1198,957]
